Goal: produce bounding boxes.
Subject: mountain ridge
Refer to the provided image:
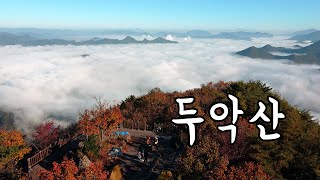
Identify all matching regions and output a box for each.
[236,40,320,64]
[0,33,177,46]
[289,31,320,43]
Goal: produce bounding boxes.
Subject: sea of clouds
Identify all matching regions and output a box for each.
[0,36,319,133]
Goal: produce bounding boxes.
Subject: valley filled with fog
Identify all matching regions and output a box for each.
[0,36,319,132]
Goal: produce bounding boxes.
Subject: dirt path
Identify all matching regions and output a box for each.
[112,129,178,179]
[26,128,178,180]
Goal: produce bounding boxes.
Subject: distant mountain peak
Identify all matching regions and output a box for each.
[123,36,136,41]
[90,37,103,41]
[236,46,275,59]
[149,37,177,43]
[262,44,273,48]
[289,30,320,43]
[292,29,319,36]
[236,40,320,65]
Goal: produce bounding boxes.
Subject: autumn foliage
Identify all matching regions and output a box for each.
[157,170,174,180]
[226,162,272,180]
[78,100,124,146]
[38,157,79,180]
[32,120,60,149]
[0,130,31,170]
[120,81,320,179]
[79,161,108,180]
[1,81,320,179]
[38,157,108,180]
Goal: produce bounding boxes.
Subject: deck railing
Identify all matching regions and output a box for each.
[27,145,52,172]
[27,131,82,172]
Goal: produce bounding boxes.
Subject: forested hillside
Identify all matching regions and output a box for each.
[1,81,319,179]
[120,81,320,179]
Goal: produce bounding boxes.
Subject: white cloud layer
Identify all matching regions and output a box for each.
[165,35,175,41]
[0,37,319,133]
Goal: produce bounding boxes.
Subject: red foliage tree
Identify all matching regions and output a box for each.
[38,157,78,180]
[217,117,257,161]
[226,162,272,180]
[32,120,60,149]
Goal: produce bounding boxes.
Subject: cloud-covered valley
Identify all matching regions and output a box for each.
[0,37,319,132]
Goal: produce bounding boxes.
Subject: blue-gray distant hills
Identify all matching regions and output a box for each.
[291,29,318,36]
[210,31,273,40]
[0,28,274,41]
[0,32,177,46]
[289,30,320,43]
[236,40,320,64]
[154,30,273,40]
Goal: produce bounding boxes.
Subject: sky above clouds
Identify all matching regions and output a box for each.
[0,0,319,32]
[0,37,320,133]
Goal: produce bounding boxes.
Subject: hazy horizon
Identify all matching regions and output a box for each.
[0,27,317,35]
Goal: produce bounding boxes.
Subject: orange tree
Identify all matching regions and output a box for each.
[78,100,124,147]
[0,130,31,170]
[38,157,79,180]
[79,161,108,180]
[39,157,108,180]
